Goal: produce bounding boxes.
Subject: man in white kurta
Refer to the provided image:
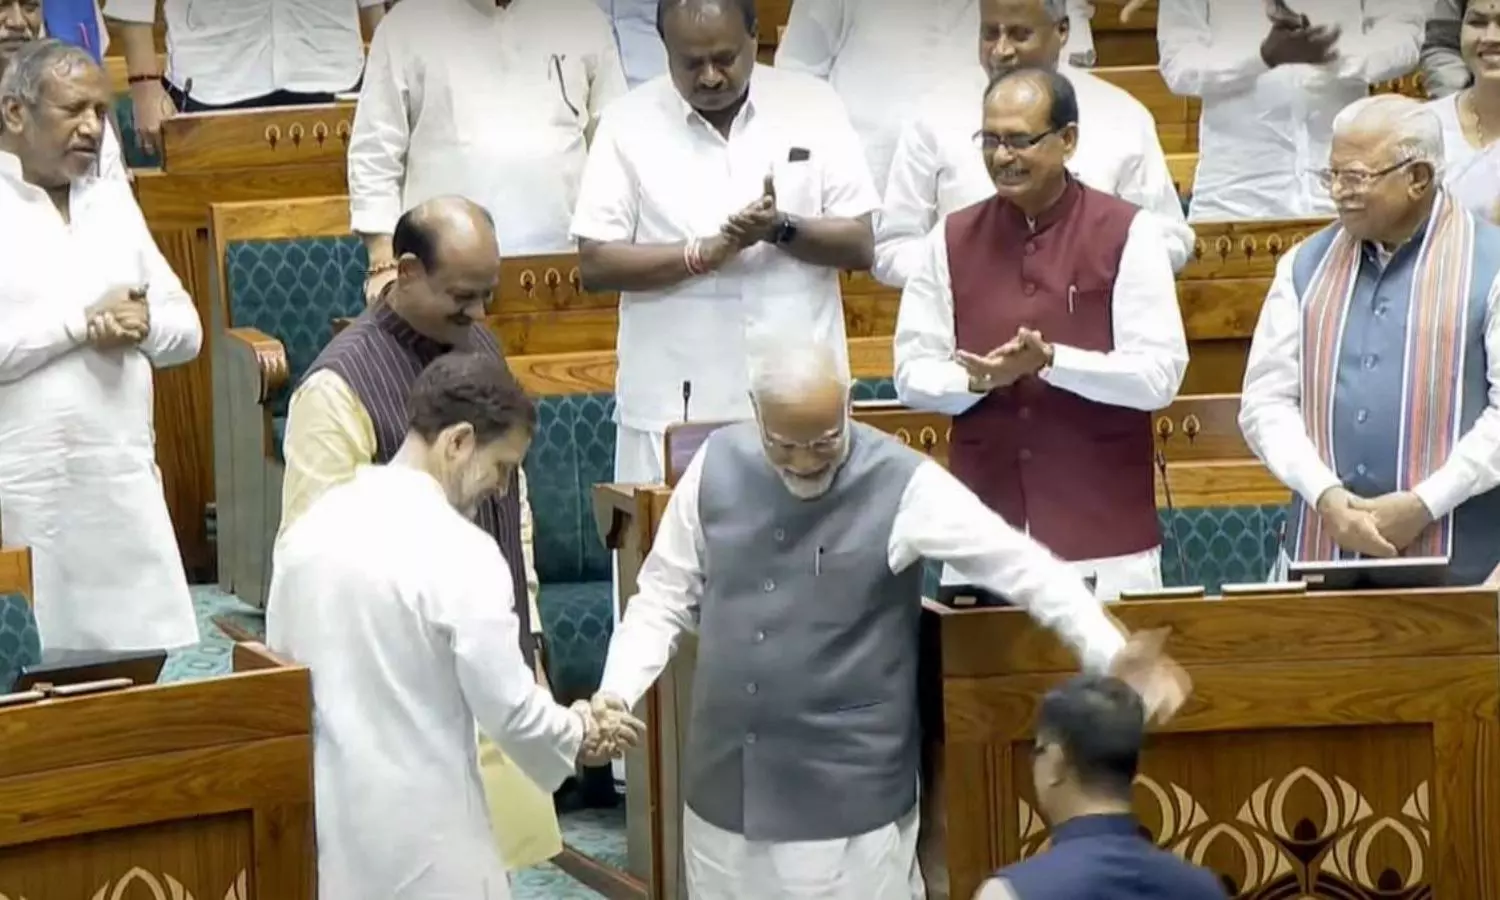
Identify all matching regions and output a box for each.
[0,41,200,652]
[875,0,1192,287]
[1157,0,1424,221]
[350,0,627,300]
[775,0,1099,194]
[0,0,124,181]
[268,352,622,899]
[590,340,1188,899]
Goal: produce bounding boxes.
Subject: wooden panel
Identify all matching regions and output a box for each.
[1166,152,1196,196]
[1152,393,1248,461]
[1181,339,1249,394]
[1091,1,1159,66]
[0,548,30,601]
[161,103,356,173]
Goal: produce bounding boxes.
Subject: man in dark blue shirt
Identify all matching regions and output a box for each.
[975,674,1227,900]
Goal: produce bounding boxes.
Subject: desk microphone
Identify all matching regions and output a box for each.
[1154,446,1190,587]
[682,380,692,422]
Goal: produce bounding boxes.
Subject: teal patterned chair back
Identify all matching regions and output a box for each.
[113,95,161,170]
[0,593,41,692]
[223,236,368,417]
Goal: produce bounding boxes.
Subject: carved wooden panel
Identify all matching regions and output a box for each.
[161,104,356,173]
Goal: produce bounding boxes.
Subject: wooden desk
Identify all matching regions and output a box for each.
[927,589,1499,899]
[0,642,315,898]
[0,548,30,602]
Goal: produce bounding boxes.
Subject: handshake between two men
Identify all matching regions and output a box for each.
[568,692,648,766]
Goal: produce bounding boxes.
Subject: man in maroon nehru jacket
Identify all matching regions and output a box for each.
[894,66,1188,600]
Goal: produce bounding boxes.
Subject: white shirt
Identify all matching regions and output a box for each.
[599,448,1128,711]
[349,0,626,254]
[1429,93,1500,220]
[774,0,1098,193]
[1157,0,1424,221]
[593,0,666,88]
[104,0,384,106]
[875,64,1194,286]
[0,152,201,651]
[267,464,585,899]
[1240,237,1500,520]
[893,212,1188,418]
[570,65,880,433]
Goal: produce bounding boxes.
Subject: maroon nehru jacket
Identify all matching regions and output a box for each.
[945,178,1159,561]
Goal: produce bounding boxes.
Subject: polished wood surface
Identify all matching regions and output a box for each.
[0,548,31,601]
[927,588,1500,898]
[0,643,314,899]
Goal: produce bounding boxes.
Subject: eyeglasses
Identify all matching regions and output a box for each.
[972,127,1059,153]
[1311,159,1414,192]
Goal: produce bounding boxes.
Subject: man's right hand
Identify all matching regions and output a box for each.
[85,287,150,349]
[590,691,647,754]
[129,79,176,157]
[1315,487,1398,558]
[697,233,742,272]
[1260,20,1340,68]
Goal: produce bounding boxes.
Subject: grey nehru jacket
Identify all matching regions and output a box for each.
[686,421,926,842]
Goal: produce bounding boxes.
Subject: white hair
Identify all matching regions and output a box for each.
[1331,94,1445,178]
[0,40,95,112]
[748,339,850,404]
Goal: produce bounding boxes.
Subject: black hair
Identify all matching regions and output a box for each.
[984,66,1080,132]
[390,198,497,274]
[1036,674,1144,799]
[655,0,758,40]
[407,352,536,446]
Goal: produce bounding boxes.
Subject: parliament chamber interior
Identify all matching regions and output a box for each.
[0,0,1494,898]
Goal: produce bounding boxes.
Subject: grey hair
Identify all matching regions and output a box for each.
[0,39,97,111]
[748,338,850,404]
[1331,94,1445,178]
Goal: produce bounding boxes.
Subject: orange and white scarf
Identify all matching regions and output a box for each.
[1295,192,1474,560]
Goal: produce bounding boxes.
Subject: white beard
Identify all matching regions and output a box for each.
[778,469,838,500]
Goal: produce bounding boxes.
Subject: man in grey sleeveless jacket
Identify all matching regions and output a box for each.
[590,339,1190,899]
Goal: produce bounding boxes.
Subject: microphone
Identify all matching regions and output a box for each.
[1153,416,1190,587]
[681,380,692,422]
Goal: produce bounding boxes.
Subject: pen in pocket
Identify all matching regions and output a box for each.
[1067,284,1076,314]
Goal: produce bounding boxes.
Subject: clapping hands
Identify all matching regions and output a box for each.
[956,327,1053,392]
[722,173,779,249]
[572,692,646,766]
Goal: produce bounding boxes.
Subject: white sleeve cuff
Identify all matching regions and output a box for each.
[1413,466,1470,521]
[349,197,402,238]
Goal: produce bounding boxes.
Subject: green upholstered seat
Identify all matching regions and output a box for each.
[0,593,41,692]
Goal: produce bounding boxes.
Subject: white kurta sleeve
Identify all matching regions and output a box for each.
[1327,0,1424,85]
[569,109,639,243]
[887,461,1129,673]
[812,83,881,219]
[772,0,849,77]
[1156,0,1270,98]
[435,547,585,793]
[1114,110,1194,272]
[1421,0,1468,99]
[1064,0,1096,64]
[1238,248,1343,507]
[893,225,986,417]
[874,114,944,287]
[1039,214,1187,410]
[597,449,707,710]
[118,184,201,367]
[0,295,86,384]
[583,6,629,120]
[347,23,412,237]
[1413,276,1500,518]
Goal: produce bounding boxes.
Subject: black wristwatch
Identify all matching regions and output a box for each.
[770,213,798,245]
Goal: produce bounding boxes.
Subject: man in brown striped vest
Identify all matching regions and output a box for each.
[276,195,563,870]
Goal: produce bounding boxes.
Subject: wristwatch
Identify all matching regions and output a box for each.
[770,213,798,245]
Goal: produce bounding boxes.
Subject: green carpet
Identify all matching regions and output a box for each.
[177,586,626,897]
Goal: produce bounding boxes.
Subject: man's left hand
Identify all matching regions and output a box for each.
[1009,328,1053,374]
[1349,491,1434,552]
[1108,627,1191,725]
[722,173,779,247]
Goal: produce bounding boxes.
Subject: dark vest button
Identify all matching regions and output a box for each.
[1018,406,1032,420]
[1019,448,1033,461]
[1024,242,1037,255]
[1023,282,1036,295]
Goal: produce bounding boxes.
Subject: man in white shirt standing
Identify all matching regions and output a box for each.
[106,0,387,156]
[876,0,1192,288]
[571,0,878,492]
[776,0,1100,194]
[351,0,627,301]
[590,338,1189,900]
[269,351,642,900]
[1157,0,1424,221]
[0,40,202,651]
[1,0,123,180]
[595,0,669,88]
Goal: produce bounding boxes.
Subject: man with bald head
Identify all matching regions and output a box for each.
[0,39,201,652]
[278,195,563,871]
[875,0,1191,287]
[1240,95,1500,584]
[589,337,1190,899]
[0,0,123,180]
[896,67,1187,602]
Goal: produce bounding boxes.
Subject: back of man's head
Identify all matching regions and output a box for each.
[407,352,535,447]
[1037,674,1143,799]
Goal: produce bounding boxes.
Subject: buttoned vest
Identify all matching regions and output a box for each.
[687,422,925,841]
[945,180,1158,561]
[303,304,534,663]
[1289,219,1500,585]
[1000,814,1227,899]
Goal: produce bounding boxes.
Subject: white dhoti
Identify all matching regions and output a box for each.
[684,802,924,900]
[940,545,1162,601]
[611,424,667,782]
